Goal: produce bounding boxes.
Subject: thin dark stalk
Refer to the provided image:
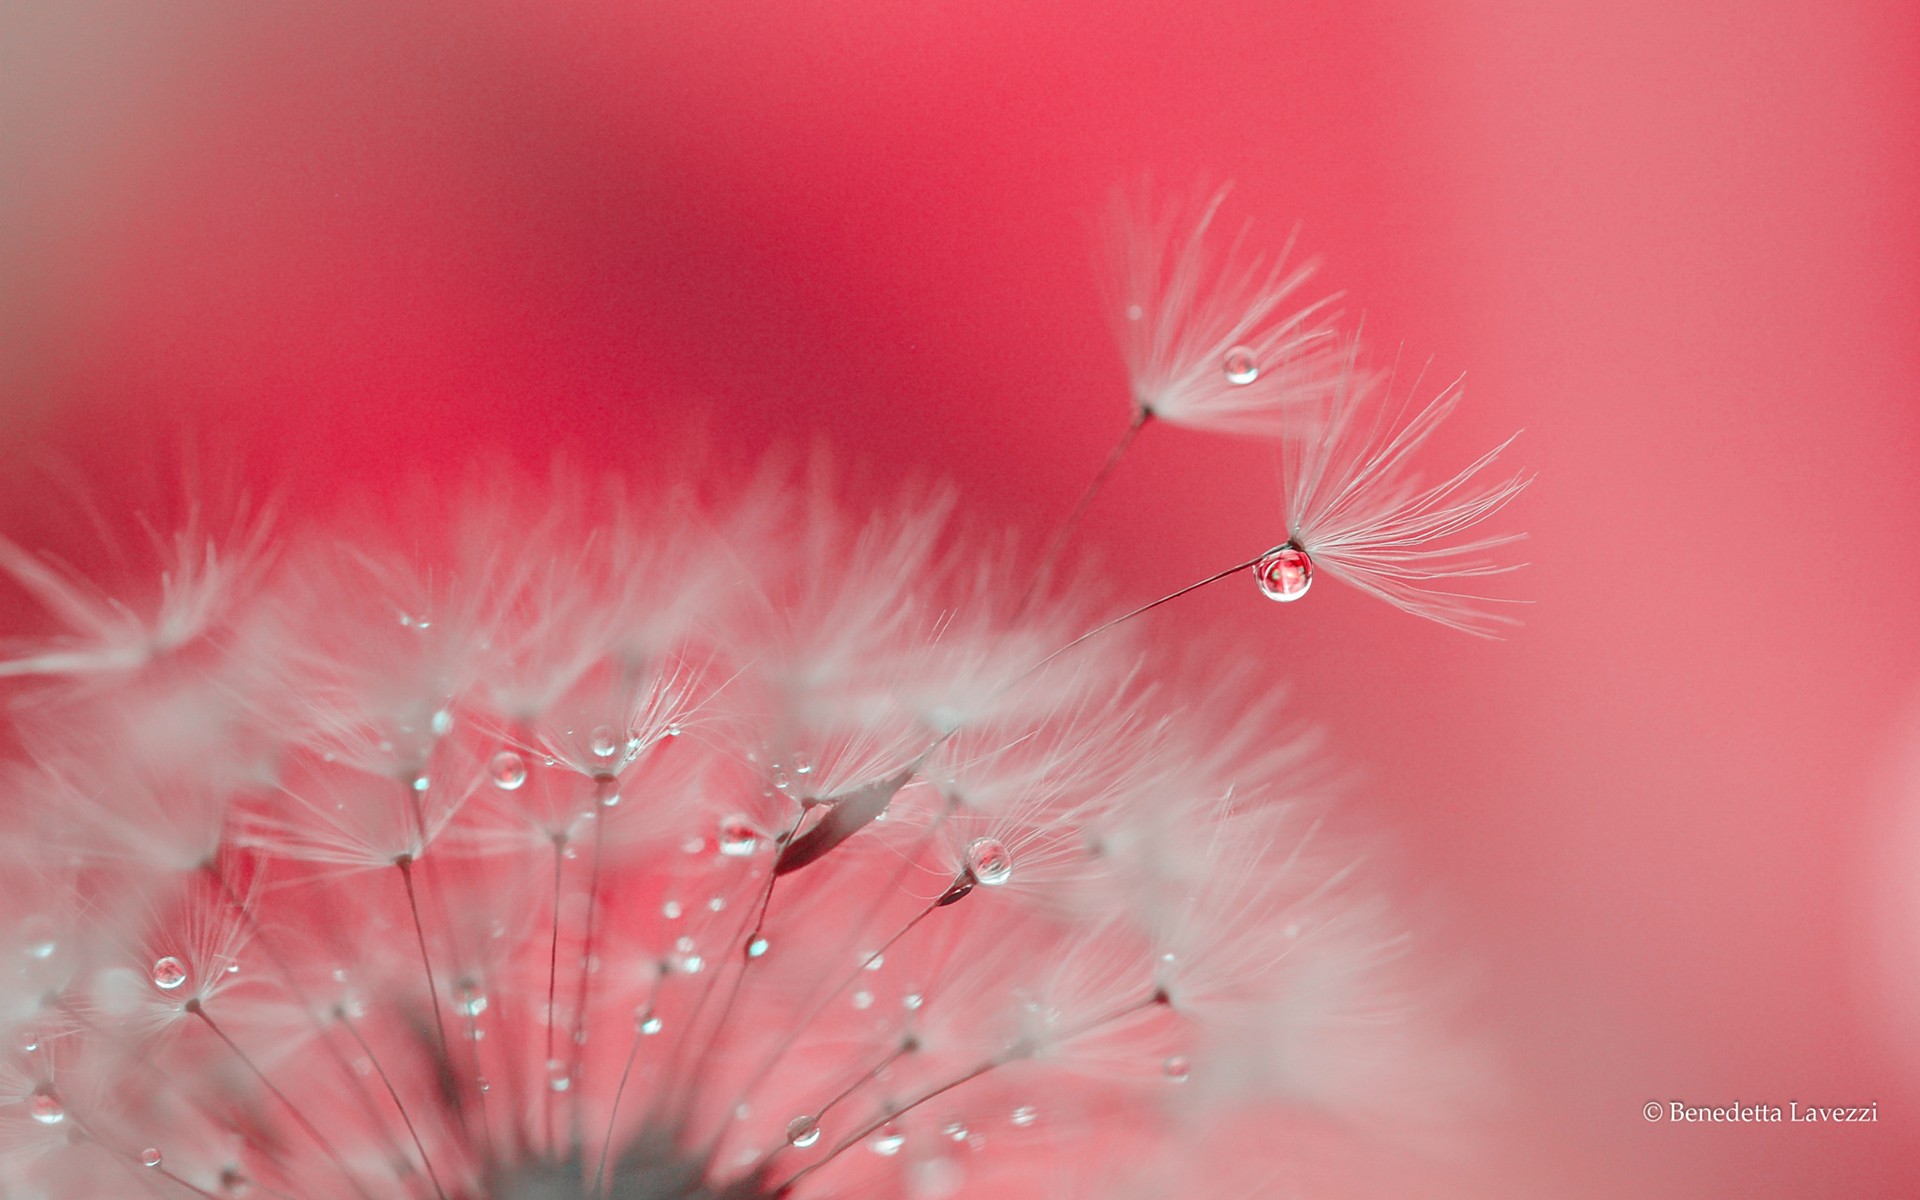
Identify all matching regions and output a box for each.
[335,1008,451,1200]
[1014,552,1265,686]
[565,785,613,1148]
[1015,407,1152,619]
[755,1039,915,1175]
[544,834,565,1156]
[592,967,669,1194]
[457,985,498,1172]
[774,1059,998,1196]
[394,857,453,1062]
[185,999,374,1200]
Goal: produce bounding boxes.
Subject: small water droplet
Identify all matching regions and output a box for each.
[869,1126,905,1156]
[457,984,487,1017]
[903,993,923,1011]
[225,962,240,974]
[863,952,884,970]
[746,937,769,959]
[477,1076,491,1092]
[1162,1054,1191,1082]
[488,750,527,790]
[21,915,56,959]
[1255,543,1312,602]
[785,1115,821,1148]
[734,1103,752,1121]
[682,835,706,854]
[546,1060,571,1092]
[1126,303,1144,322]
[965,838,1013,887]
[590,726,619,758]
[411,774,431,793]
[599,788,621,808]
[16,1031,39,1052]
[942,1121,968,1143]
[1223,346,1259,385]
[636,1010,662,1035]
[431,709,453,736]
[707,896,726,912]
[679,954,704,974]
[1011,1105,1037,1128]
[29,1083,65,1124]
[852,990,873,1010]
[717,815,759,857]
[662,900,683,919]
[151,956,188,991]
[141,1147,163,1168]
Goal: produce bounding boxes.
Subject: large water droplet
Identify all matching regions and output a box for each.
[490,751,528,790]
[1162,1055,1191,1082]
[151,956,188,991]
[785,1115,821,1148]
[29,1083,65,1124]
[717,815,759,857]
[869,1126,905,1156]
[1011,1105,1037,1128]
[1223,347,1260,385]
[141,1147,163,1168]
[590,726,620,758]
[965,838,1013,887]
[1255,543,1313,602]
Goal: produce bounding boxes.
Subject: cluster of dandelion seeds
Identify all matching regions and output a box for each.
[0,187,1525,1200]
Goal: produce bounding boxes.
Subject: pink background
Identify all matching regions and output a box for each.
[3,1,1918,1194]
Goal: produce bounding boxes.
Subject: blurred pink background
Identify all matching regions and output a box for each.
[3,0,1918,1194]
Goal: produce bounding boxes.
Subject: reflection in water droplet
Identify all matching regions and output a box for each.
[489,751,527,790]
[546,1060,571,1092]
[785,1115,821,1148]
[29,1083,64,1124]
[1126,303,1144,321]
[431,709,453,736]
[1223,346,1259,385]
[746,937,769,959]
[1011,1105,1037,1128]
[662,900,683,919]
[869,1127,905,1156]
[457,984,487,1017]
[636,1010,662,1035]
[151,956,188,991]
[590,726,619,758]
[1162,1055,1191,1082]
[965,838,1013,887]
[141,1148,163,1168]
[942,1121,968,1142]
[717,815,759,857]
[1254,543,1313,602]
[852,990,873,1010]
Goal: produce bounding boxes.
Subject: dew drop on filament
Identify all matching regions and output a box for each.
[965,838,1013,887]
[1223,346,1259,384]
[746,937,769,959]
[457,984,487,1017]
[141,1148,163,1168]
[1162,1055,1192,1082]
[636,1010,663,1035]
[490,751,527,790]
[869,1126,905,1156]
[1254,543,1313,602]
[29,1083,64,1124]
[785,1115,821,1148]
[717,815,759,857]
[546,1060,571,1092]
[590,726,620,758]
[151,956,188,991]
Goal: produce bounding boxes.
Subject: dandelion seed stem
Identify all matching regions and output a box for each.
[1016,551,1266,684]
[544,835,565,1157]
[335,1007,450,1200]
[458,983,499,1172]
[775,1058,999,1194]
[394,856,454,1067]
[756,1038,915,1174]
[1015,407,1151,618]
[593,966,669,1194]
[185,999,375,1200]
[565,786,612,1148]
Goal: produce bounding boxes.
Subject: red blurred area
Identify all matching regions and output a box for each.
[4,0,1918,1194]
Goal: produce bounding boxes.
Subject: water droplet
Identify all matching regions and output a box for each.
[1223,346,1259,385]
[141,1147,163,1168]
[489,751,528,790]
[21,915,56,959]
[903,993,923,1011]
[717,815,759,857]
[457,984,487,1017]
[637,1011,662,1035]
[785,1115,821,1148]
[225,962,240,974]
[734,1103,752,1121]
[852,990,874,1010]
[411,774,431,793]
[599,788,621,808]
[29,1083,65,1124]
[151,956,189,991]
[477,1076,491,1092]
[746,937,769,959]
[1011,1105,1037,1128]
[662,900,683,919]
[1126,303,1144,322]
[546,1060,571,1092]
[682,835,706,854]
[965,838,1013,887]
[869,1126,905,1156]
[678,954,704,975]
[590,726,619,758]
[16,1031,39,1052]
[863,952,885,970]
[1162,1055,1191,1082]
[707,896,726,912]
[942,1121,968,1142]
[431,709,453,736]
[1255,543,1312,602]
